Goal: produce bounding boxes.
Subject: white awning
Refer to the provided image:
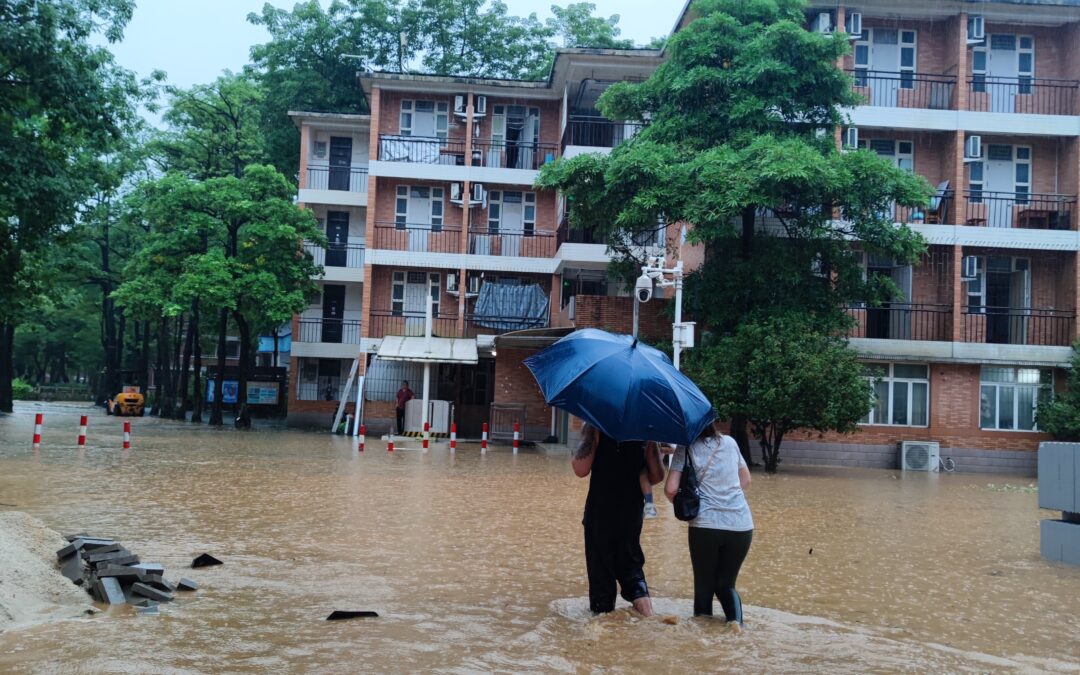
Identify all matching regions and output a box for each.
[376,336,479,364]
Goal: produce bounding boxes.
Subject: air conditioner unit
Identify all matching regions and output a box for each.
[900,441,940,471]
[843,127,859,150]
[471,183,485,204]
[813,12,833,33]
[446,272,459,293]
[845,12,862,39]
[454,95,467,115]
[962,255,979,280]
[964,135,982,162]
[450,182,464,202]
[467,275,482,294]
[475,95,487,115]
[967,15,985,44]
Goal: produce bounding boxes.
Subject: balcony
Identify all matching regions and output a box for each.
[378,135,469,164]
[967,77,1079,116]
[468,228,557,258]
[848,70,956,109]
[472,139,559,170]
[303,241,365,269]
[962,308,1075,347]
[963,191,1075,230]
[296,319,362,345]
[368,310,463,339]
[372,222,464,254]
[561,116,643,150]
[556,217,605,246]
[305,166,368,192]
[464,313,549,337]
[846,304,953,341]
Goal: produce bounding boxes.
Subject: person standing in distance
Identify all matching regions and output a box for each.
[395,380,413,435]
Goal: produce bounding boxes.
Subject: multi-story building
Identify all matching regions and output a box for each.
[289,0,1080,474]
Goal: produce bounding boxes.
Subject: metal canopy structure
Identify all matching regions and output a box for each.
[376,335,479,364]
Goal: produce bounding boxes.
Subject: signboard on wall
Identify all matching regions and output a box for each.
[206,380,239,404]
[247,381,280,405]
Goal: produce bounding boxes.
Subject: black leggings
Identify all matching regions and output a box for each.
[688,526,753,622]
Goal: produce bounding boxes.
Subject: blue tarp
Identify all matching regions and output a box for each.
[473,283,549,332]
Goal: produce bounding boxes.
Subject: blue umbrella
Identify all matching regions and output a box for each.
[524,328,716,446]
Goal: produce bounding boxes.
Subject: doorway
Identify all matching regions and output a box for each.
[322,285,345,343]
[328,137,352,191]
[325,211,349,267]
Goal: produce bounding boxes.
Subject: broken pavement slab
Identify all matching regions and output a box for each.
[96,566,145,582]
[176,578,198,592]
[326,610,379,620]
[131,563,165,576]
[131,582,173,603]
[191,553,223,568]
[60,555,84,584]
[142,575,176,593]
[94,577,127,605]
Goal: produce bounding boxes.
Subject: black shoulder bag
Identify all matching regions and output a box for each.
[673,440,721,522]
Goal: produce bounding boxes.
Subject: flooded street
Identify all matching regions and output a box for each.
[1,402,1078,673]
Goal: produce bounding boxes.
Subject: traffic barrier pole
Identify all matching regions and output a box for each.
[358,425,366,452]
[513,421,520,454]
[449,423,457,451]
[481,422,488,453]
[123,421,131,450]
[387,434,394,453]
[77,416,88,447]
[32,413,43,447]
[422,422,429,451]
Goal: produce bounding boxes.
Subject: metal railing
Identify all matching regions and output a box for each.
[372,221,464,253]
[561,116,644,148]
[556,217,605,246]
[963,191,1075,230]
[304,166,368,192]
[465,313,550,336]
[296,319,362,345]
[377,134,468,165]
[472,138,559,170]
[847,70,956,109]
[962,307,1075,346]
[846,303,953,341]
[303,241,365,268]
[468,228,557,258]
[967,76,1078,116]
[296,382,346,402]
[893,192,953,225]
[367,310,463,339]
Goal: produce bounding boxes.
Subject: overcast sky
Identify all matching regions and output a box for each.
[106,0,682,93]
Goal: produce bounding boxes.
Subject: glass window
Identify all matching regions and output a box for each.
[861,363,930,427]
[979,366,1052,430]
[1019,36,1033,50]
[973,51,987,71]
[1016,146,1031,160]
[901,30,916,45]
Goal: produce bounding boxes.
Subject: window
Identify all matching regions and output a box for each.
[1015,146,1031,204]
[968,161,984,203]
[392,271,405,315]
[972,48,987,93]
[980,366,1052,431]
[853,34,870,87]
[400,100,449,139]
[487,190,536,235]
[391,271,440,316]
[394,185,444,230]
[965,255,985,310]
[862,363,930,427]
[900,30,917,89]
[1018,36,1034,94]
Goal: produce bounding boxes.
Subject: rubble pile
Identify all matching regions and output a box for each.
[56,534,198,613]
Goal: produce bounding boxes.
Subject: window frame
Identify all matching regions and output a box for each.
[979,366,1052,431]
[861,362,931,428]
[400,99,449,139]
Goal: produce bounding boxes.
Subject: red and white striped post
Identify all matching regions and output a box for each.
[481,422,488,453]
[422,422,430,451]
[358,425,366,452]
[122,421,131,450]
[449,422,457,452]
[387,434,394,453]
[77,415,88,447]
[513,421,520,454]
[32,413,43,447]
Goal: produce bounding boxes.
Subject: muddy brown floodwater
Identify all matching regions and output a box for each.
[0,402,1078,673]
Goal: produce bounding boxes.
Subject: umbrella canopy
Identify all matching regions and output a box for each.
[523,328,716,446]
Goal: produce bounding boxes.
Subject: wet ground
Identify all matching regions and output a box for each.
[0,402,1078,673]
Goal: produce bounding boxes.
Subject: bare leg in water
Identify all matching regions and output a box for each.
[632,597,655,617]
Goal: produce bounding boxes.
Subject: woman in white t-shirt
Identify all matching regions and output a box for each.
[664,421,753,623]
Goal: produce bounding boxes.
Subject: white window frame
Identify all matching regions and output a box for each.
[979,366,1052,431]
[400,99,449,139]
[487,190,536,235]
[965,255,986,310]
[974,35,1035,94]
[853,29,917,89]
[862,362,931,427]
[391,271,406,315]
[1014,145,1031,204]
[395,185,444,230]
[899,30,917,89]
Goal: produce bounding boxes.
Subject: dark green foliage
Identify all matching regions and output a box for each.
[1037,346,1080,441]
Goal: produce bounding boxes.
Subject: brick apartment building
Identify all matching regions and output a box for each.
[288,0,1080,474]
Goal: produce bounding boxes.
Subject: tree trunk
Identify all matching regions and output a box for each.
[153,316,169,417]
[208,308,228,426]
[761,426,783,474]
[0,322,14,413]
[176,305,196,419]
[139,320,150,394]
[730,414,754,467]
[169,313,183,415]
[190,300,203,424]
[233,311,252,429]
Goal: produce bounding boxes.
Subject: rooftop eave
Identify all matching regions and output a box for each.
[288,110,371,130]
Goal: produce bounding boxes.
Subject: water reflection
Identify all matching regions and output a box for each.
[0,403,1077,673]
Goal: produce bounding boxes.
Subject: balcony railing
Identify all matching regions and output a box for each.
[377,135,468,165]
[556,217,606,246]
[846,303,953,341]
[304,166,368,192]
[468,228,557,258]
[303,241,365,268]
[967,77,1078,116]
[368,310,462,339]
[848,70,956,109]
[296,382,345,402]
[963,191,1075,230]
[464,313,549,336]
[962,307,1075,346]
[372,222,463,254]
[472,139,559,170]
[296,319,362,345]
[892,193,953,225]
[561,116,643,149]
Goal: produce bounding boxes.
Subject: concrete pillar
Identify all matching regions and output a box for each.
[361,264,375,339]
[368,87,381,162]
[952,244,964,342]
[299,123,311,189]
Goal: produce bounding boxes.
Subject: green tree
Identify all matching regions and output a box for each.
[538,0,932,469]
[0,0,146,412]
[547,2,634,48]
[1037,345,1080,441]
[688,315,871,472]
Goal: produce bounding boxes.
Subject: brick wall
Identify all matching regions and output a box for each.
[493,347,551,441]
[573,295,671,344]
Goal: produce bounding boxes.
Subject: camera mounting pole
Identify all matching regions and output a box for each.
[636,258,691,371]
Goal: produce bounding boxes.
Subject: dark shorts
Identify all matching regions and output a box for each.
[583,512,648,613]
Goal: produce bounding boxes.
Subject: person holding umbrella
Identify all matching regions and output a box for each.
[573,421,664,615]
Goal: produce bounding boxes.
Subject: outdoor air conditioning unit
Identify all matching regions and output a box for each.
[450,182,464,203]
[813,12,833,33]
[900,441,940,472]
[467,275,482,294]
[967,15,985,44]
[475,95,487,116]
[472,182,485,204]
[454,95,467,116]
[447,272,459,293]
[843,127,859,150]
[962,255,979,280]
[845,12,863,39]
[964,135,982,162]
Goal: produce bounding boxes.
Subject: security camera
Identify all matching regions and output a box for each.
[635,273,653,303]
